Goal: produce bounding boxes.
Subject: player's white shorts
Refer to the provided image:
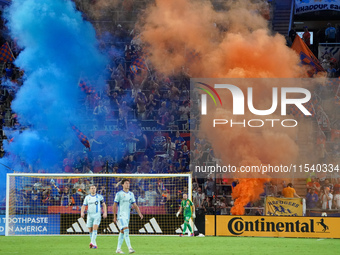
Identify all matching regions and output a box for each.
[86,213,101,228]
[118,218,129,230]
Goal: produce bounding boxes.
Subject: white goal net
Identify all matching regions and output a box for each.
[5,173,193,236]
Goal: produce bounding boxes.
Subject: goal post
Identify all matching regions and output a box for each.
[5,173,192,236]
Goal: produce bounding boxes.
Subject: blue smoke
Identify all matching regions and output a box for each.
[0,0,108,199]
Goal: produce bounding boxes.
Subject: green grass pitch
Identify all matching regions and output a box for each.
[1,236,340,255]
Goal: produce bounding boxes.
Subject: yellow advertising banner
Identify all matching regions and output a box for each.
[205,215,340,238]
[265,197,303,216]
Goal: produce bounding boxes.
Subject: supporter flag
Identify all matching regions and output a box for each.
[291,36,324,75]
[0,42,15,62]
[78,78,96,94]
[130,57,146,74]
[265,197,303,216]
[70,123,91,150]
[133,57,147,69]
[130,64,141,75]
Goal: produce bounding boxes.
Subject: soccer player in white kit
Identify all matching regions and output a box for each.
[113,179,143,254]
[81,185,107,249]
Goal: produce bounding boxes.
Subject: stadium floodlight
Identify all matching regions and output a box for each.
[6,173,192,236]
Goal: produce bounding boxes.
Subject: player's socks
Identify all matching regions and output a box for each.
[124,229,132,249]
[89,231,93,247]
[183,222,188,234]
[91,230,97,246]
[187,224,193,233]
[117,232,124,250]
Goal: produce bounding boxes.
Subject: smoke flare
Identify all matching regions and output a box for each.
[137,0,308,214]
[0,0,108,199]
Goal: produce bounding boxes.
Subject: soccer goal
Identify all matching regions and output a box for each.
[5,173,192,236]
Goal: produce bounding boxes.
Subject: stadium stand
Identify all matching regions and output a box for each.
[1,0,340,220]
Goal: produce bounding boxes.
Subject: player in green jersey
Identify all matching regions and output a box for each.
[176,193,195,237]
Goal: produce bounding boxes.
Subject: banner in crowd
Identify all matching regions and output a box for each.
[0,42,15,62]
[291,36,324,75]
[130,57,147,75]
[265,197,303,216]
[78,78,96,94]
[205,215,340,238]
[295,0,340,14]
[1,215,60,235]
[318,45,340,64]
[70,123,91,150]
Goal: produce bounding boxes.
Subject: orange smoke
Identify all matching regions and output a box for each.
[204,117,299,215]
[231,179,268,215]
[137,0,310,215]
[202,119,299,169]
[139,0,305,78]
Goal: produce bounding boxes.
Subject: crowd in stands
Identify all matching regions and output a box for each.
[2,5,340,218]
[319,24,340,78]
[306,177,340,210]
[14,175,190,215]
[0,11,198,214]
[189,176,340,216]
[0,7,25,158]
[288,22,340,78]
[0,17,196,175]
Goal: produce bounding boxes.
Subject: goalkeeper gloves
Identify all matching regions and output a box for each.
[192,213,196,219]
[176,211,180,217]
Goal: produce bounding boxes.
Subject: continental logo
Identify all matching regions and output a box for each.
[228,217,329,235]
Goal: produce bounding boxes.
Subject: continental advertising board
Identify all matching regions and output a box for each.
[206,215,340,238]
